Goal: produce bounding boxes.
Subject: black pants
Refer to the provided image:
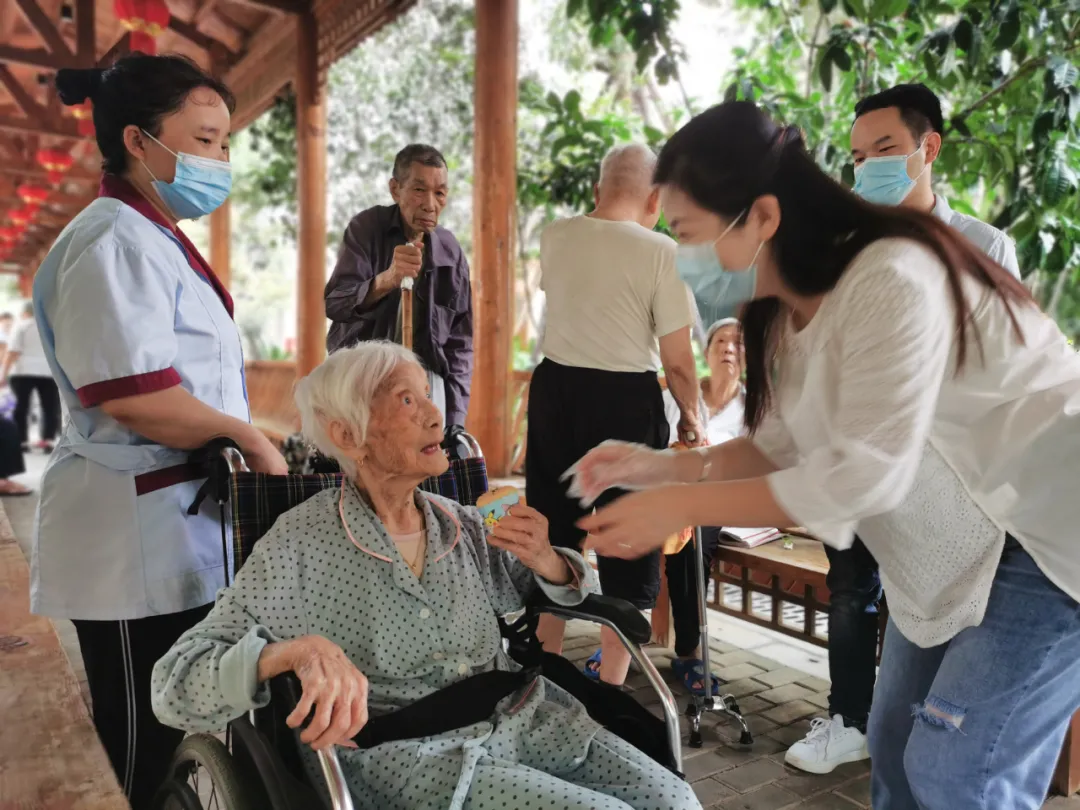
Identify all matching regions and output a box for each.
[824,537,882,729]
[72,604,212,810]
[665,526,721,658]
[525,359,668,609]
[9,374,60,444]
[0,417,25,478]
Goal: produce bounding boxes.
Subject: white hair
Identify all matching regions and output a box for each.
[294,341,419,477]
[598,143,657,199]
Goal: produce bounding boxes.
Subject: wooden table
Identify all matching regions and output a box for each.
[0,505,129,810]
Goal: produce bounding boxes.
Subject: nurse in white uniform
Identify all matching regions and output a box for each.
[569,101,1080,810]
[34,55,286,809]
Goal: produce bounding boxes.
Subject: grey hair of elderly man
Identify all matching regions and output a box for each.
[593,143,661,229]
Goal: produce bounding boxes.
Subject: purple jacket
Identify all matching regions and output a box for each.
[325,205,473,426]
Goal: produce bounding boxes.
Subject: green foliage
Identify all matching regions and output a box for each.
[232,91,299,242]
[565,0,685,79]
[720,0,1080,331]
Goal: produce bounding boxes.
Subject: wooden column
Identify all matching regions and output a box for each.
[468,0,518,476]
[295,9,327,378]
[209,198,230,289]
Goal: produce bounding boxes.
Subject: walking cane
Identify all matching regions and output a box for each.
[400,237,421,351]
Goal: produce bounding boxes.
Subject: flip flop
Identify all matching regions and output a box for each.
[672,657,721,697]
[583,648,602,681]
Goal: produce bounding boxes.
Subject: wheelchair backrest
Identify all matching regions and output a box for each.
[227,456,489,569]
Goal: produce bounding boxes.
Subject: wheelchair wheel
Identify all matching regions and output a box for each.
[156,734,258,810]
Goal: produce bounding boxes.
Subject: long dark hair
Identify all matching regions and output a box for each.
[56,54,235,175]
[654,101,1032,432]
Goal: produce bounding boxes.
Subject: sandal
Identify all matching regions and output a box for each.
[583,648,602,681]
[672,657,721,697]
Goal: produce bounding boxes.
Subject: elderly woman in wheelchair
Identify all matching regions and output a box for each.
[151,341,700,810]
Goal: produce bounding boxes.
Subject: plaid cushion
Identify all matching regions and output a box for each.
[228,459,489,569]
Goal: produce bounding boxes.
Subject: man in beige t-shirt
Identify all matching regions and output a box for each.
[527,143,702,688]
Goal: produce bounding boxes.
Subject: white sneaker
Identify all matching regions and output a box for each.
[784,714,870,774]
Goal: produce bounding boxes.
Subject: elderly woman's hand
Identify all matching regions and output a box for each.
[258,635,369,751]
[488,504,573,586]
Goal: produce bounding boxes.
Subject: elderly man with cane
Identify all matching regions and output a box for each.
[325,144,473,452]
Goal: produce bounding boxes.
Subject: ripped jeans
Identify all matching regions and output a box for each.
[868,538,1080,810]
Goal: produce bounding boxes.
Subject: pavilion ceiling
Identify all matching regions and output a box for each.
[0,0,414,276]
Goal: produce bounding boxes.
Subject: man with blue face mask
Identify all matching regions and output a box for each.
[851,83,1020,278]
[782,83,1024,777]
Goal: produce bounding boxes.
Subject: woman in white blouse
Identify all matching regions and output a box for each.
[568,101,1080,810]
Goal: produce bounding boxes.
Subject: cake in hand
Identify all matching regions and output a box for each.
[477,486,521,532]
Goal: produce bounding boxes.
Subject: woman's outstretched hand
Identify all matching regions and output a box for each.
[561,441,688,507]
[259,635,369,751]
[577,487,692,559]
[487,504,573,585]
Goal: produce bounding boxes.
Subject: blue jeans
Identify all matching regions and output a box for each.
[868,539,1080,809]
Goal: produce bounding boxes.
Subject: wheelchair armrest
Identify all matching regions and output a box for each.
[530,592,652,646]
[267,672,355,810]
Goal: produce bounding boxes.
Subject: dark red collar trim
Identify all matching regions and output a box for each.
[98,174,234,318]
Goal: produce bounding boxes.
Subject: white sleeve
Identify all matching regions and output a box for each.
[52,240,181,407]
[752,405,800,468]
[8,322,27,354]
[986,233,1021,280]
[765,247,952,549]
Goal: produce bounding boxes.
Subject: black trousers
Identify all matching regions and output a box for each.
[824,537,882,729]
[525,358,669,610]
[72,604,212,810]
[665,526,721,658]
[9,374,61,444]
[0,416,25,478]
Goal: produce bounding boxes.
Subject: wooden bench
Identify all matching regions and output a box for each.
[651,533,1078,796]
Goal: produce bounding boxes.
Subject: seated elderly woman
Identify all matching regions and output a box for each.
[151,341,700,810]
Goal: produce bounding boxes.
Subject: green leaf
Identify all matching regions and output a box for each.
[952,18,973,51]
[841,162,856,186]
[832,45,853,71]
[545,91,562,112]
[1069,87,1080,123]
[843,0,867,18]
[820,0,838,11]
[1033,111,1056,145]
[819,50,834,91]
[724,82,739,102]
[1048,57,1080,90]
[1038,154,1076,206]
[564,90,582,118]
[993,5,1021,50]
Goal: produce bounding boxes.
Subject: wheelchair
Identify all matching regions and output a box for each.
[154,434,690,810]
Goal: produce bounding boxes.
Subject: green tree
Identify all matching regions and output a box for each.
[716,0,1080,335]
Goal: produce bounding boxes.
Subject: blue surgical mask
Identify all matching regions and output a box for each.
[852,141,927,206]
[676,213,763,326]
[141,130,232,220]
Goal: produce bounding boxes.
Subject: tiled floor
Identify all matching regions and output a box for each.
[8,456,1079,809]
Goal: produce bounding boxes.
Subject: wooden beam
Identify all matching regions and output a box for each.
[294,9,325,378]
[96,33,131,68]
[0,66,48,123]
[468,0,518,476]
[1054,712,1080,796]
[209,197,230,289]
[75,0,96,66]
[227,0,307,14]
[14,0,74,59]
[167,18,236,59]
[0,45,67,71]
[0,115,82,139]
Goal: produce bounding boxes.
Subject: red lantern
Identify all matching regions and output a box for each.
[36,148,74,184]
[0,224,25,241]
[72,101,95,137]
[17,184,50,207]
[8,207,35,227]
[114,0,171,55]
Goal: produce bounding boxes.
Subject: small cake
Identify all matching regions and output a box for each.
[477,486,521,530]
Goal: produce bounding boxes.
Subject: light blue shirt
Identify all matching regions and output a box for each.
[31,196,249,620]
[933,195,1022,279]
